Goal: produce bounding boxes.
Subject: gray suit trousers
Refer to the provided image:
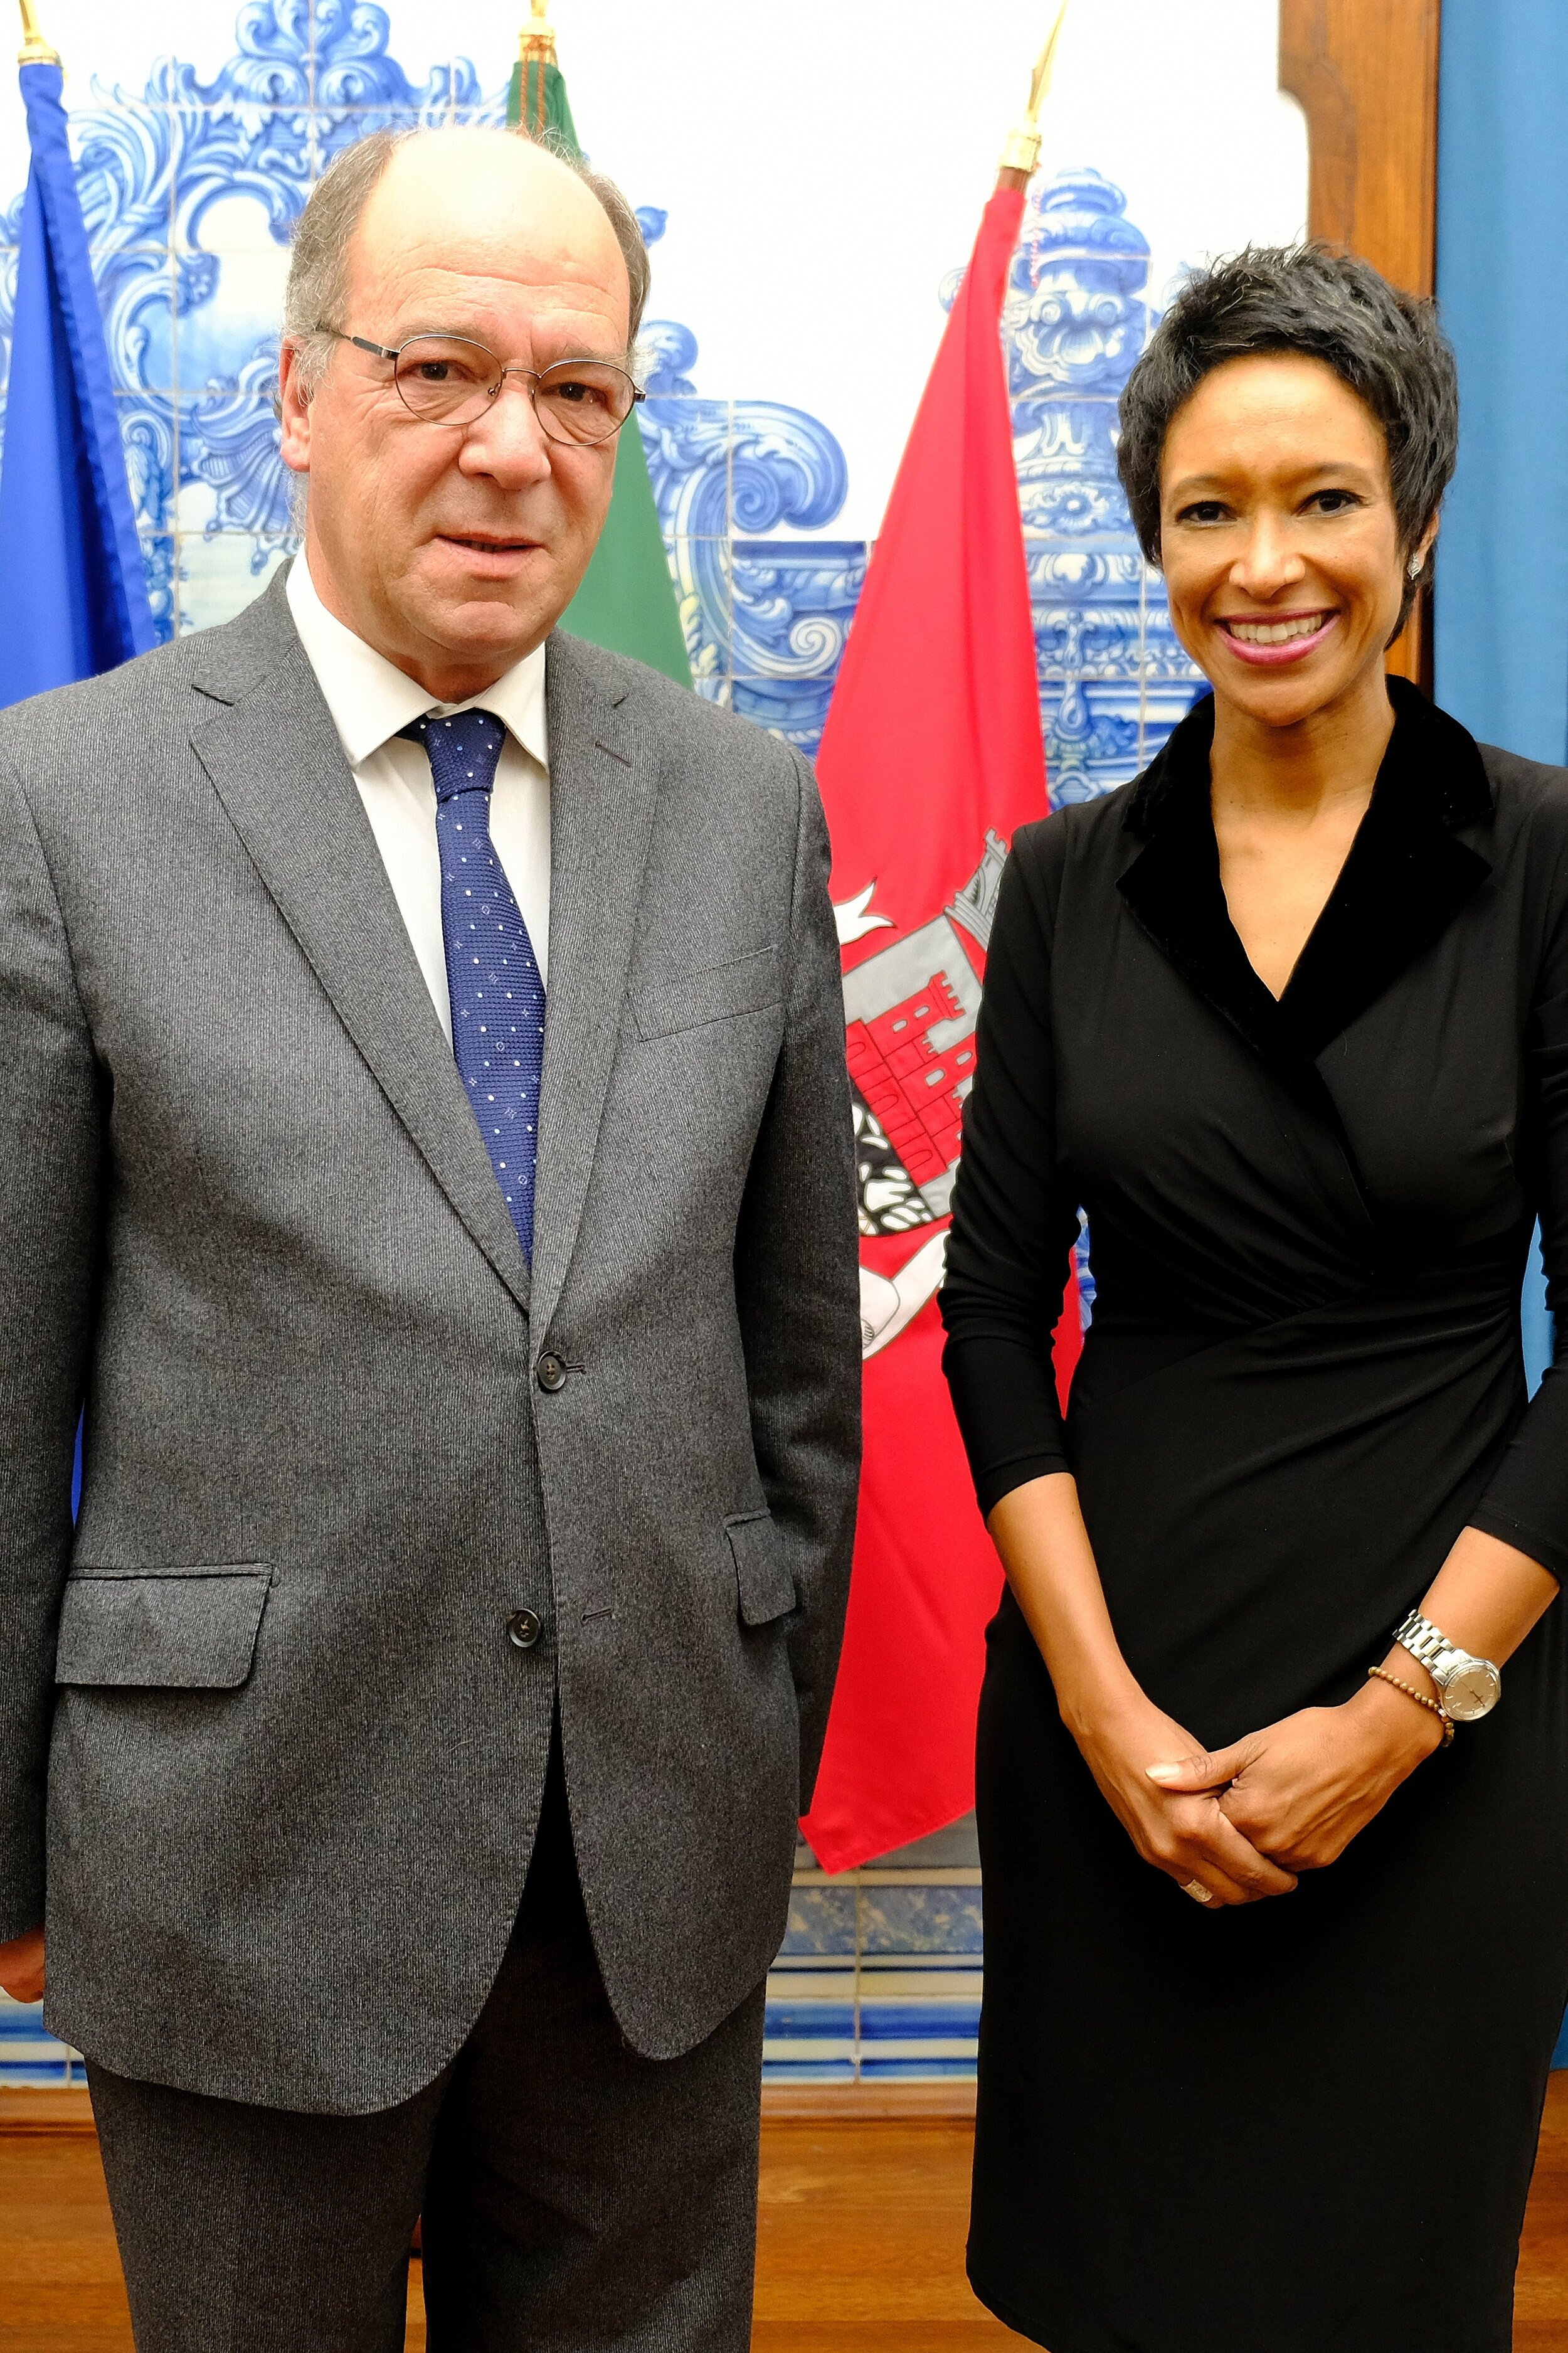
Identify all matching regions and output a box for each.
[87,1744,766,2353]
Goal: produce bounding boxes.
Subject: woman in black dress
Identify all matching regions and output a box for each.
[941,244,1568,2353]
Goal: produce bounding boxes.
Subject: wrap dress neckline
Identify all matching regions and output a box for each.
[1115,676,1496,1266]
[1118,674,1493,1061]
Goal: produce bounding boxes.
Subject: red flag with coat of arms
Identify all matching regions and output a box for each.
[801,181,1077,1872]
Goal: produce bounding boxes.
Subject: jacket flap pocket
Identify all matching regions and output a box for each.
[635,947,781,1042]
[724,1512,797,1627]
[55,1567,271,1690]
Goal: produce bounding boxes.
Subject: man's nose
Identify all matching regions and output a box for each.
[458,376,554,487]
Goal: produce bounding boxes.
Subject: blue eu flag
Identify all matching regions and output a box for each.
[0,57,155,704]
[0,50,156,1521]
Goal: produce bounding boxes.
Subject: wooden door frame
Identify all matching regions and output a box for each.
[1278,0,1442,684]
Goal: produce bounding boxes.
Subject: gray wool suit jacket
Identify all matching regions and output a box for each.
[0,568,861,2113]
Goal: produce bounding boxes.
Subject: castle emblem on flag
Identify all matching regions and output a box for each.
[844,922,980,1220]
[840,829,1007,1227]
[841,835,1009,1358]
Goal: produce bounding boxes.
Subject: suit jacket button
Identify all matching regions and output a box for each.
[536,1352,568,1393]
[506,1610,543,1650]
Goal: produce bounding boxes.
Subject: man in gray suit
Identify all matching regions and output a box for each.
[0,122,860,2349]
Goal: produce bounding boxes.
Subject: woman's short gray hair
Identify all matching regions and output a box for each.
[283,125,652,395]
[1116,243,1459,606]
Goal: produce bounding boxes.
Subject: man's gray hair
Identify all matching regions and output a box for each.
[283,125,652,395]
[1116,243,1459,622]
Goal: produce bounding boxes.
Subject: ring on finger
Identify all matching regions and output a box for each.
[1182,1879,1214,1905]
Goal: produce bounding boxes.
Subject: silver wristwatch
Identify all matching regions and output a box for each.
[1392,1607,1502,1723]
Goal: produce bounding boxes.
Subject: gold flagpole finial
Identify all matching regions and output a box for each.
[17,0,60,66]
[516,0,558,135]
[999,1,1069,179]
[519,0,558,66]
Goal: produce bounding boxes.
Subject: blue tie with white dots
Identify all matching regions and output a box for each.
[400,708,546,1261]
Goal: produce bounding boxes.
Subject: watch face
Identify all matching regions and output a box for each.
[1442,1660,1502,1722]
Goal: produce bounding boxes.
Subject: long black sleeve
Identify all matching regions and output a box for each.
[940,821,1081,1518]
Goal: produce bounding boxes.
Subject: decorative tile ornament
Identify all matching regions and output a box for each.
[1008,166,1209,797]
[636,289,861,754]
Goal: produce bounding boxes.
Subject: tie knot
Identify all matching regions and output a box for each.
[400,707,507,802]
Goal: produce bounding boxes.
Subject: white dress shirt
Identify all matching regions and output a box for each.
[286,555,551,1039]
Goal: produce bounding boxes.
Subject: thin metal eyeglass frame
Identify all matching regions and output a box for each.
[316,327,645,444]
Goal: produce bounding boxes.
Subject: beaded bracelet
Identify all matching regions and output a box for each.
[1367,1664,1455,1746]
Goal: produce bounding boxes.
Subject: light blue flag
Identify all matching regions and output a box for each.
[1523,1224,1554,1400]
[0,58,155,704]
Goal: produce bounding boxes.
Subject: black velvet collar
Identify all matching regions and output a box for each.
[1118,676,1493,1070]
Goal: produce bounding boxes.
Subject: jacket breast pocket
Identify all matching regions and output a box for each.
[55,1566,272,1690]
[633,946,782,1042]
[724,1512,798,1627]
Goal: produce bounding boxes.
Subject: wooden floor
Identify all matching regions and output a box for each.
[3,2085,1568,2349]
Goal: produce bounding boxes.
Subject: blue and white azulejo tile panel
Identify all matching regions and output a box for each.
[768,1822,985,2085]
[0,1,1304,2086]
[0,1995,81,2085]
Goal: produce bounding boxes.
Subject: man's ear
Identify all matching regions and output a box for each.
[277,342,312,475]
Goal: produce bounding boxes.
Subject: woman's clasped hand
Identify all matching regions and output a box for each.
[1070,1690,1300,1907]
[1135,1681,1446,1906]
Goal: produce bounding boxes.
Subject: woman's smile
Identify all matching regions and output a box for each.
[1216,607,1341,664]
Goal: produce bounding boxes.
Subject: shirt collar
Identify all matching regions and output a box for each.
[285,551,549,774]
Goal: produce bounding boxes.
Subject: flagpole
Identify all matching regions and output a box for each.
[997,0,1068,191]
[16,0,58,66]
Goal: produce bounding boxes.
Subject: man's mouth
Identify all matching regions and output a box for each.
[439,534,539,555]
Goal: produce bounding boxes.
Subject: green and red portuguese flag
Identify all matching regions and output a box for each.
[507,15,690,686]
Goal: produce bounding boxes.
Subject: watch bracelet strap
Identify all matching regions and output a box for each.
[1393,1606,1461,1676]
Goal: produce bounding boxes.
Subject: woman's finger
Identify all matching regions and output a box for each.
[1135,1791,1295,1904]
[1192,1806,1298,1897]
[1147,1735,1256,1793]
[1166,1851,1271,1908]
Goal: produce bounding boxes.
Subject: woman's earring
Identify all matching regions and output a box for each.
[1407,554,1424,579]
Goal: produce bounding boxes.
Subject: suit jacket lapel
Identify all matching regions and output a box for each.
[187,575,532,1315]
[527,633,659,1344]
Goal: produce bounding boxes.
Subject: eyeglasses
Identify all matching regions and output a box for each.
[317,327,644,445]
